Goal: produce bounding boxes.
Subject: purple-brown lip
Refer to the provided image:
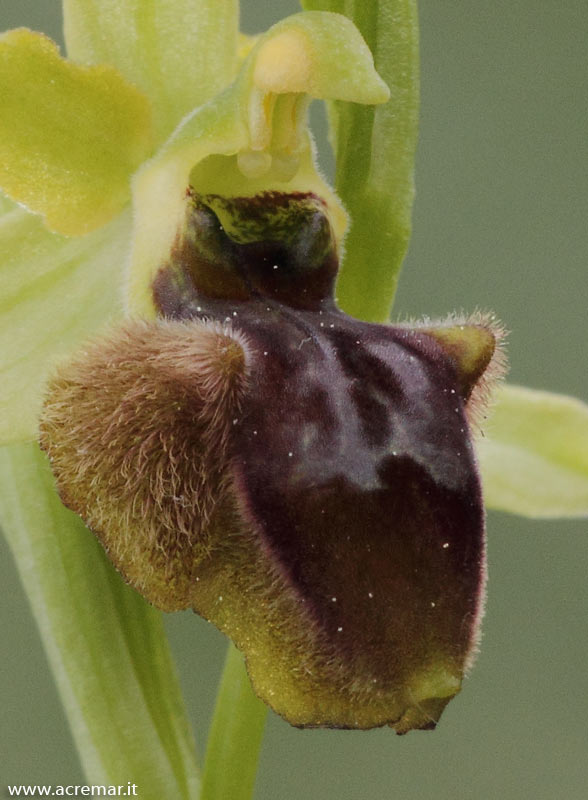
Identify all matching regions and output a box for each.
[40,190,505,731]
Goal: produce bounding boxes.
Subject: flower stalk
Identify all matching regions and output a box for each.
[302,0,420,322]
[201,645,267,800]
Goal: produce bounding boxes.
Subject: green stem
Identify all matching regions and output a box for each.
[302,0,420,321]
[0,443,200,798]
[201,643,268,800]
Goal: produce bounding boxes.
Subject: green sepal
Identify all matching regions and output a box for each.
[0,207,131,444]
[63,0,240,144]
[477,384,588,518]
[0,29,152,235]
[0,443,199,797]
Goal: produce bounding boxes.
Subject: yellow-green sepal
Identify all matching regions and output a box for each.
[127,11,390,317]
[63,0,240,144]
[0,206,131,444]
[477,384,588,518]
[0,29,152,236]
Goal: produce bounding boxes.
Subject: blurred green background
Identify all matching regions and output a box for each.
[1,1,587,798]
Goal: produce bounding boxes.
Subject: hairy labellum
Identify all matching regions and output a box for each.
[41,191,505,732]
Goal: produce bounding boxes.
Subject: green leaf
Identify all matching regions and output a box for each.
[301,0,419,322]
[0,206,131,444]
[0,443,199,797]
[477,384,588,518]
[201,645,268,800]
[63,0,240,144]
[0,29,152,235]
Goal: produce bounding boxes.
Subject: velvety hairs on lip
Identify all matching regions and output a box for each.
[40,190,506,733]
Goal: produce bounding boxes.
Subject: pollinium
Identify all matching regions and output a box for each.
[41,191,504,732]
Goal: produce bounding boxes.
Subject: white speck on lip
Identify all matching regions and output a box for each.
[356,340,360,344]
[455,407,459,413]
[319,322,324,327]
[273,264,279,269]
[232,311,238,316]
[368,592,374,598]
[288,451,293,457]
[450,388,456,394]
[195,577,200,582]
[253,430,258,436]
[431,601,436,607]
[337,626,343,632]
[232,418,239,425]
[263,351,268,356]
[442,542,450,549]
[329,324,335,328]
[331,597,337,602]
[196,306,202,312]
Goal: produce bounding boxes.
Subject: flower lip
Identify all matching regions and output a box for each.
[146,190,498,725]
[40,189,505,732]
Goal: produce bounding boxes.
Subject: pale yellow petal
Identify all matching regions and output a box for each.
[0,29,152,235]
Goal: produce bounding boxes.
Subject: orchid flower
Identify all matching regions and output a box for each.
[0,2,587,799]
